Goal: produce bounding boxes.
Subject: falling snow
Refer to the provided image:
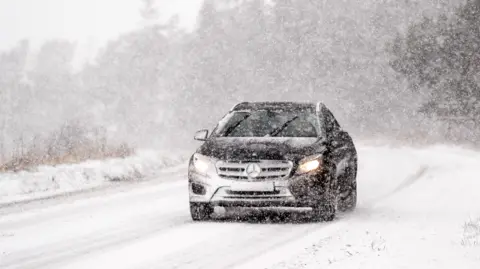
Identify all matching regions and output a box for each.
[1,0,480,268]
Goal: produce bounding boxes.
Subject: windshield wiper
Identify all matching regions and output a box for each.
[223,114,251,136]
[267,116,299,137]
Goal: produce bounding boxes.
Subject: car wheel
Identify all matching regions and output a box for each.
[337,163,357,212]
[337,181,357,212]
[190,202,214,221]
[311,196,336,222]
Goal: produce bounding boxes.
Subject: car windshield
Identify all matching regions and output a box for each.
[213,110,320,137]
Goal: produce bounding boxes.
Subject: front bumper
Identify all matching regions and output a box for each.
[188,170,327,208]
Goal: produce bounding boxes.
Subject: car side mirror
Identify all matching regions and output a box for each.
[194,129,209,141]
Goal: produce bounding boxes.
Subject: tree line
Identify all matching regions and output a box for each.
[0,0,476,161]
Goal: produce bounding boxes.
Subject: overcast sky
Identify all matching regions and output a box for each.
[0,0,202,64]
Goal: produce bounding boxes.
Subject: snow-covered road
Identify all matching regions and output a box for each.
[0,145,479,269]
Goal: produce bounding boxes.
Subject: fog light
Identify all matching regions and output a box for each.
[191,183,206,195]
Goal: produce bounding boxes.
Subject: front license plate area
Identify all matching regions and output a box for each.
[230,182,275,192]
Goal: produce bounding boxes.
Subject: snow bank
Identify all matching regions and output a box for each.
[0,149,191,205]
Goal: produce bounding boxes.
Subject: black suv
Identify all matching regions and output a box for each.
[188,102,358,221]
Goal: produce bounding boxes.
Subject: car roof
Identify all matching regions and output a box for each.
[231,101,323,112]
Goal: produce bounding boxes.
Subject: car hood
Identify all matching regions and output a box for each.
[197,137,326,162]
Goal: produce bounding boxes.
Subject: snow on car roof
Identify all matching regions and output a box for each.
[231,101,320,112]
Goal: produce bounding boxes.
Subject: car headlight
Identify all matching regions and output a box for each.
[296,154,323,174]
[192,153,216,175]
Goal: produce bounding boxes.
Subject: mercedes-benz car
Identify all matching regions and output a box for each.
[188,101,358,222]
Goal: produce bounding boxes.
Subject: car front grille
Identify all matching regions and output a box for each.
[216,160,293,181]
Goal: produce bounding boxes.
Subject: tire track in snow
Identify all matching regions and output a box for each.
[216,223,345,269]
[140,223,264,269]
[0,211,190,269]
[0,173,187,230]
[0,170,190,269]
[137,208,358,269]
[363,165,430,207]
[142,221,334,269]
[0,185,185,232]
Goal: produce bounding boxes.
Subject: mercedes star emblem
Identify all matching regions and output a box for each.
[245,163,262,178]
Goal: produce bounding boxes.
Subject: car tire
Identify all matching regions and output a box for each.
[337,181,357,212]
[190,202,214,221]
[337,162,357,212]
[311,196,336,222]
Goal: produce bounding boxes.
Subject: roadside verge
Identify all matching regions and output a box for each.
[0,149,190,207]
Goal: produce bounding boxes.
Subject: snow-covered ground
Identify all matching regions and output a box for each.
[0,144,479,269]
[0,149,190,205]
[262,145,480,269]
